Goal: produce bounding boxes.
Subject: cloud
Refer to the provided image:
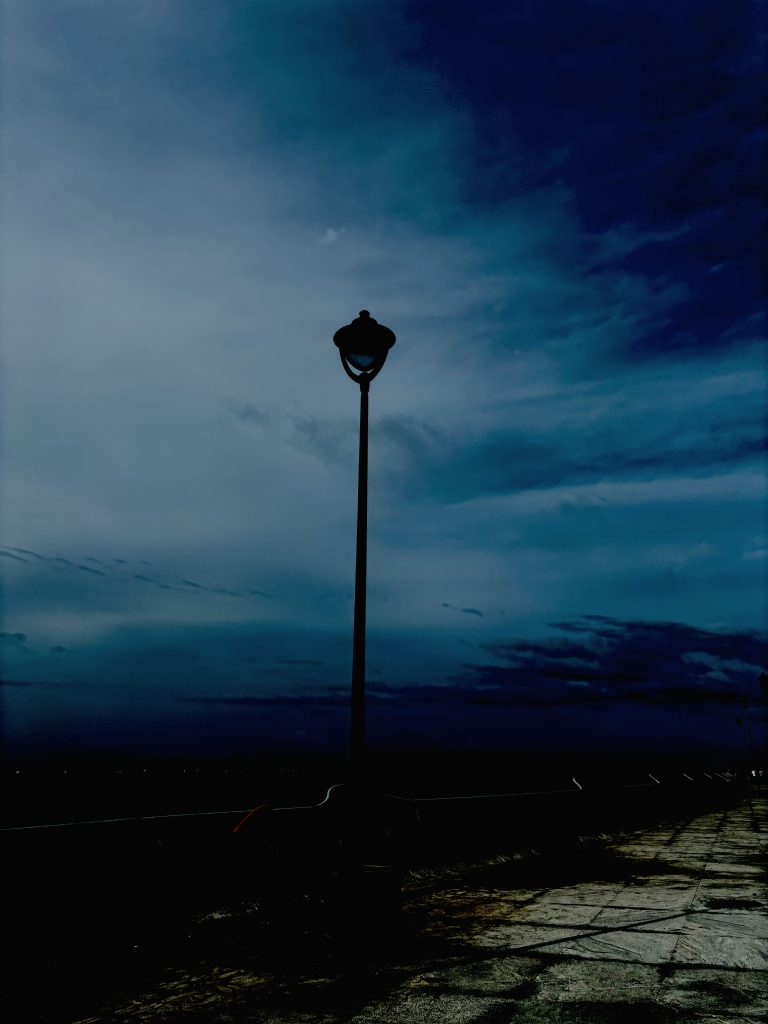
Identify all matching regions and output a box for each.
[321,227,345,245]
[405,0,765,356]
[0,632,31,653]
[226,402,271,429]
[0,551,29,563]
[173,616,767,714]
[442,603,484,618]
[1,545,271,607]
[291,416,357,468]
[453,616,768,708]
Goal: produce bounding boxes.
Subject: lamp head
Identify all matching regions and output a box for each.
[333,310,396,382]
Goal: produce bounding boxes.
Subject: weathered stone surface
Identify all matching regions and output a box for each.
[473,922,588,950]
[672,929,768,969]
[404,957,541,995]
[659,966,768,1018]
[532,959,661,1003]
[540,883,624,905]
[507,899,603,926]
[347,991,507,1024]
[589,906,687,932]
[603,886,697,911]
[687,910,768,939]
[542,927,679,964]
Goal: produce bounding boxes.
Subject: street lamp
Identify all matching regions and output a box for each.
[333,310,396,765]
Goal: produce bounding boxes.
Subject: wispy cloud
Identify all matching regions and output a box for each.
[442,603,484,618]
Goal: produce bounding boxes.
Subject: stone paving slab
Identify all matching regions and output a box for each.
[538,883,624,905]
[511,900,603,926]
[673,930,768,969]
[589,906,687,932]
[540,927,680,964]
[693,883,768,909]
[687,910,768,939]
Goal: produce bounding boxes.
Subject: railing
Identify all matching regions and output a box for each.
[0,768,743,838]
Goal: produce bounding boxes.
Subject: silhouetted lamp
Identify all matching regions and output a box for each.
[332,310,396,765]
[333,309,396,381]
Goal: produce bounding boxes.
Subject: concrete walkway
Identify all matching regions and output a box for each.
[73,795,766,1024]
[355,794,767,1024]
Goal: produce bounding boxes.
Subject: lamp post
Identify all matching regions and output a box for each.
[333,310,396,766]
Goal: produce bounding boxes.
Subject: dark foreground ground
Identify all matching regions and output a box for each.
[4,779,765,1022]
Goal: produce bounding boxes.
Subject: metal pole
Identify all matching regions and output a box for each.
[350,377,369,765]
[742,701,760,791]
[736,716,746,762]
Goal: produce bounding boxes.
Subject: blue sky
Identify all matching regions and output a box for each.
[1,0,766,760]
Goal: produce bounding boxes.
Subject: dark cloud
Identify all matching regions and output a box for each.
[0,550,29,563]
[442,603,484,618]
[2,544,271,604]
[291,415,357,467]
[0,632,31,652]
[5,547,46,559]
[228,402,271,428]
[178,617,767,717]
[77,564,106,576]
[402,390,765,503]
[405,0,765,356]
[456,616,768,708]
[376,415,444,464]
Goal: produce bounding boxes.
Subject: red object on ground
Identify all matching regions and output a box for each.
[232,804,271,833]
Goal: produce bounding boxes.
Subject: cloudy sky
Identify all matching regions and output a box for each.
[1,0,766,761]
